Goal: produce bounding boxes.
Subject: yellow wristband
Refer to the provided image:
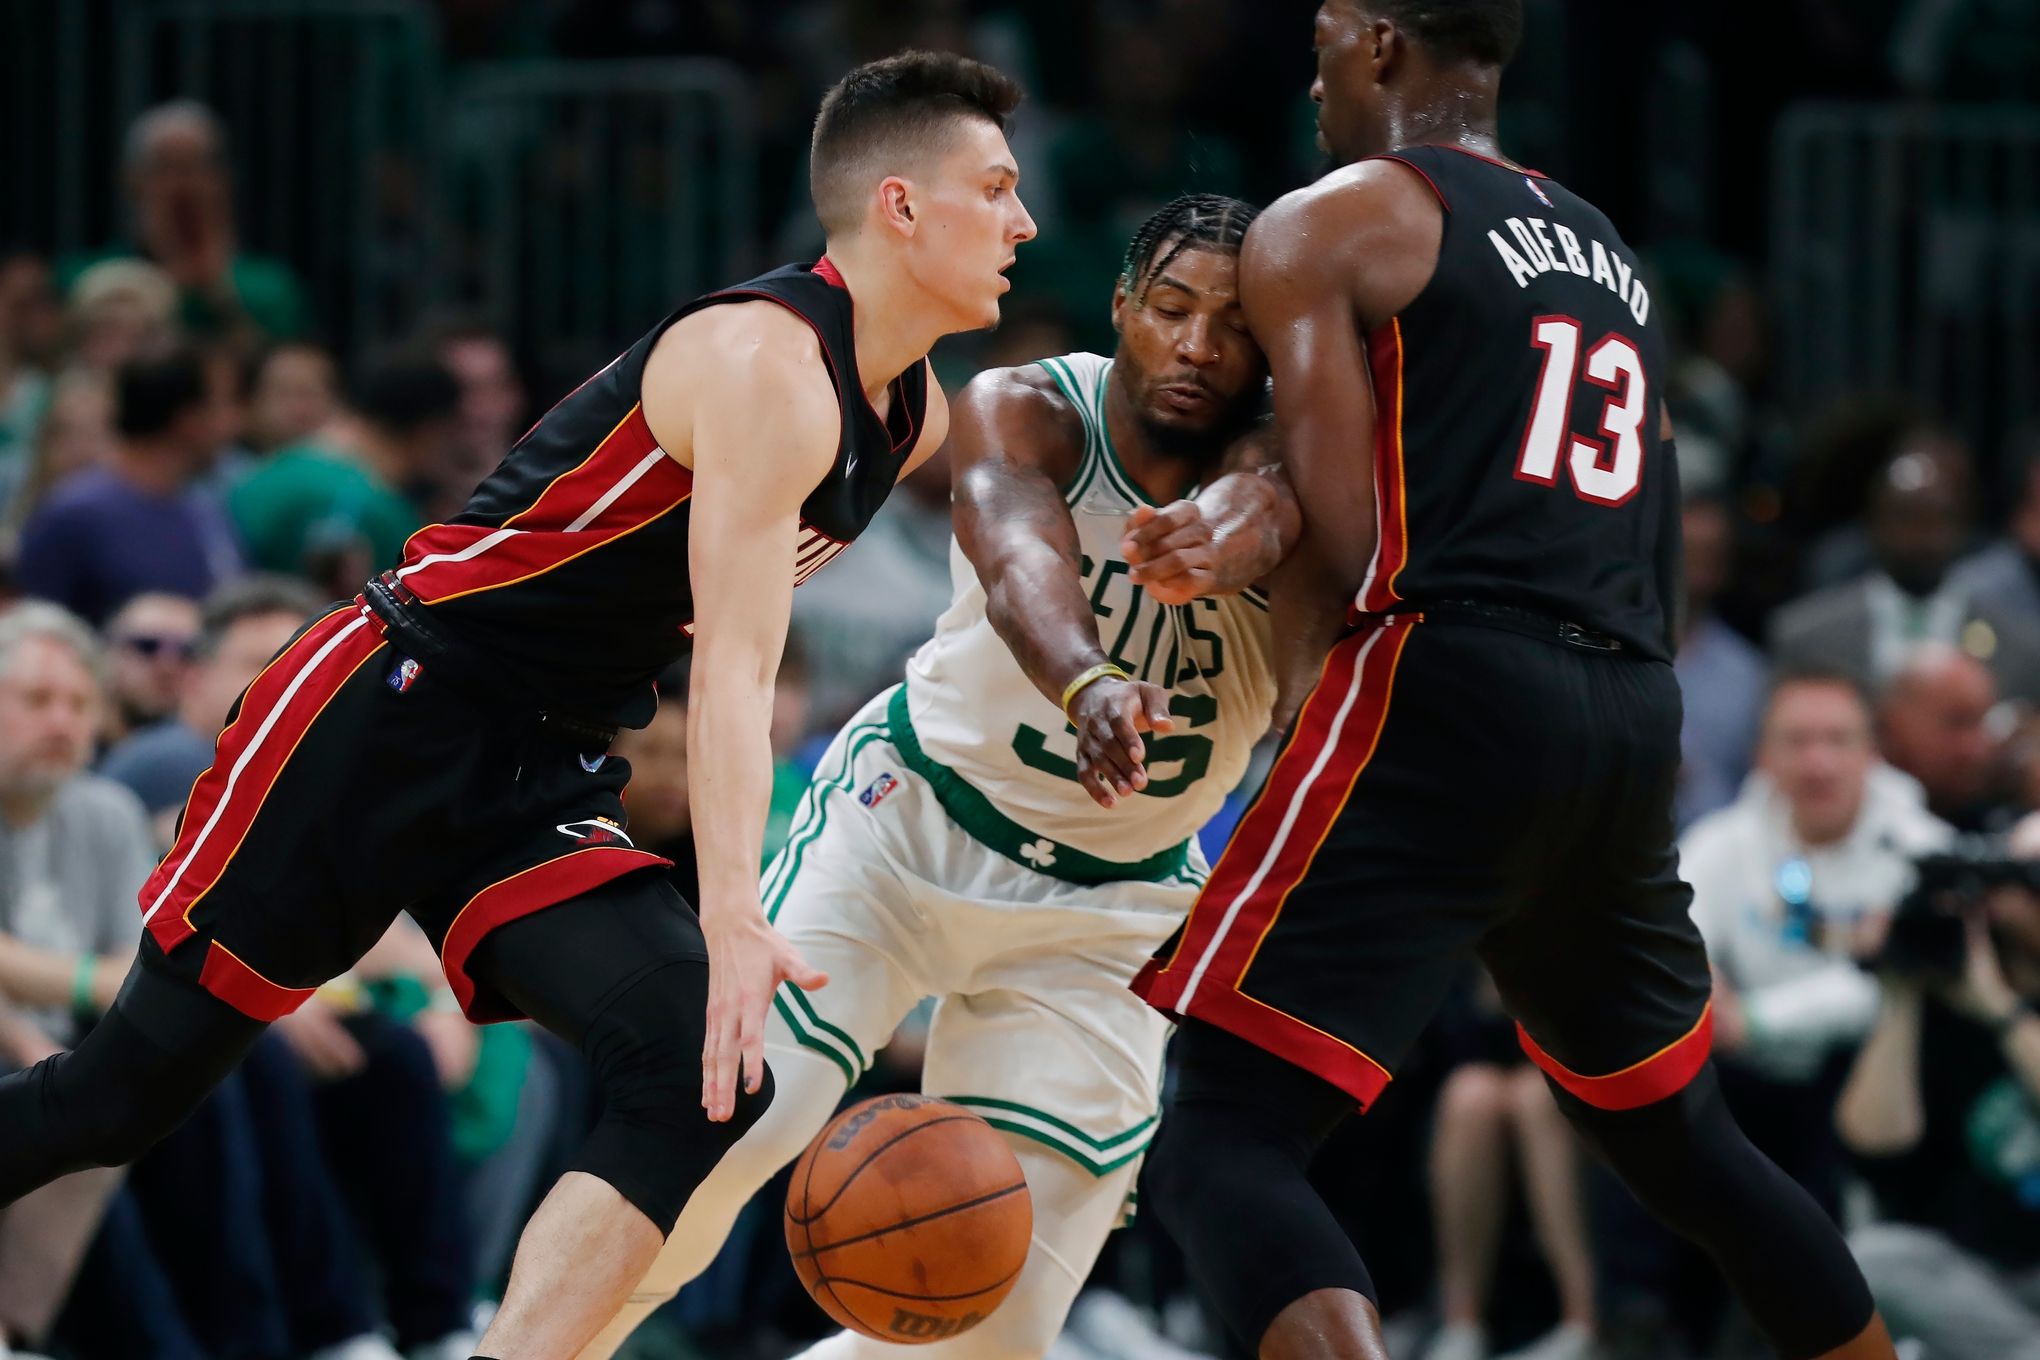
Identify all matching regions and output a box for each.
[1060,663,1131,717]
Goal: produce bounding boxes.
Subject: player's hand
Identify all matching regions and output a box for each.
[275,999,368,1080]
[1067,676,1174,808]
[702,911,827,1122]
[1123,501,1217,605]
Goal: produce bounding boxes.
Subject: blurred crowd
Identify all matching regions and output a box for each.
[3,2,2040,1359]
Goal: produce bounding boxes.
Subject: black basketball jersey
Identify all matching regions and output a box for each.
[1357,145,1674,661]
[371,258,928,727]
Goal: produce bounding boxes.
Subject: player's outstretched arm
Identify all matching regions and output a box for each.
[1122,423,1299,605]
[951,367,1173,808]
[644,309,837,1122]
[1240,164,1440,722]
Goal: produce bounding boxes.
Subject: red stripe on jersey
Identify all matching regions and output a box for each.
[503,404,657,529]
[1137,619,1411,1012]
[1359,320,1408,613]
[395,406,692,605]
[140,607,388,952]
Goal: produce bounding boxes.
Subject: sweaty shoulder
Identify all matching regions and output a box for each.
[950,362,1086,487]
[1245,159,1444,330]
[643,300,838,475]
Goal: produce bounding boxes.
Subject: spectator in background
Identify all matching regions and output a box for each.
[62,101,311,353]
[0,602,221,1360]
[1684,669,1949,1198]
[14,344,245,624]
[0,253,64,376]
[99,592,201,747]
[1835,815,2040,1360]
[101,575,321,848]
[243,340,343,456]
[228,350,457,594]
[0,256,49,479]
[63,259,178,374]
[0,368,116,546]
[1950,436,2040,636]
[1772,448,2040,705]
[1422,971,1598,1360]
[1878,643,2010,832]
[1675,490,1767,827]
[611,665,696,906]
[426,315,526,494]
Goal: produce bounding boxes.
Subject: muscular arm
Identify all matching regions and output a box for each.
[642,305,836,1119]
[1239,164,1439,723]
[950,367,1172,805]
[951,368,1099,706]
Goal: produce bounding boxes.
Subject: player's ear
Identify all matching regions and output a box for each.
[877,176,917,238]
[1110,277,1131,335]
[1372,20,1402,78]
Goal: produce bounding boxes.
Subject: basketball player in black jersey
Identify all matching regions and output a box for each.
[0,52,1036,1360]
[1133,6,1896,1360]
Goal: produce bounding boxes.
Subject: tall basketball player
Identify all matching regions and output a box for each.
[1131,6,1897,1360]
[0,51,1035,1360]
[579,194,1293,1360]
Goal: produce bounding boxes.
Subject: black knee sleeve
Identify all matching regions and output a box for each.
[0,950,265,1200]
[1146,1021,1374,1352]
[1552,1063,1874,1359]
[570,957,774,1234]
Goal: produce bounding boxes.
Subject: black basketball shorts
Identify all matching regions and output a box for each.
[1136,609,1713,1112]
[137,600,689,1023]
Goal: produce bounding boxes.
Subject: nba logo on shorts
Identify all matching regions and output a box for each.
[859,772,899,809]
[388,657,422,693]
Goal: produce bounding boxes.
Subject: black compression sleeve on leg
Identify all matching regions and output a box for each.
[1146,1021,1374,1352]
[0,949,265,1201]
[1551,1063,1875,1360]
[463,876,773,1234]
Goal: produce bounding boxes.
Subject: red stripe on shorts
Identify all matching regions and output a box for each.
[139,606,387,953]
[1516,1002,1714,1111]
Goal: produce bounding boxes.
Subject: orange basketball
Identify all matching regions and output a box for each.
[785,1093,1033,1344]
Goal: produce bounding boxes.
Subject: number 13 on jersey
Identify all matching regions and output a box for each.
[1513,315,1648,506]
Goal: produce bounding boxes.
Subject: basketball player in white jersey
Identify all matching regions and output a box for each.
[579,195,1298,1360]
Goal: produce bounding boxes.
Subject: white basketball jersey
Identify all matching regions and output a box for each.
[904,353,1276,864]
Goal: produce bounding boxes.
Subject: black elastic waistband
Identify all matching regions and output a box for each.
[1371,598,1627,652]
[360,574,620,747]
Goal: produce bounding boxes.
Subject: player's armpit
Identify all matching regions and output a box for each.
[949,366,1118,710]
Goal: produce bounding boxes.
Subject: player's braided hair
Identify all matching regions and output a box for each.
[1119,194,1260,305]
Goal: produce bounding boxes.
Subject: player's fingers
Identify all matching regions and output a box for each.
[1141,685,1175,732]
[1129,548,1213,585]
[1075,758,1118,808]
[781,941,829,992]
[1122,506,1199,560]
[739,1002,766,1096]
[1081,717,1139,792]
[1109,712,1148,789]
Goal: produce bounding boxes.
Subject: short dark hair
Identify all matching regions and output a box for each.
[1119,194,1260,302]
[354,350,461,435]
[115,345,209,440]
[1377,0,1524,67]
[809,50,1024,236]
[195,574,322,662]
[1767,663,1871,718]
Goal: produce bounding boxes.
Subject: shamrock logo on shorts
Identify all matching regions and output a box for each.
[1021,838,1059,869]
